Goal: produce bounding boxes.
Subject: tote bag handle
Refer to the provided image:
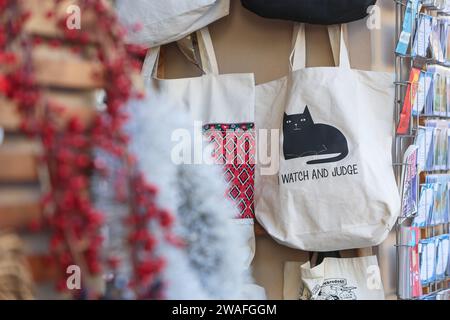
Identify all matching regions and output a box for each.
[290,23,351,71]
[309,251,342,267]
[142,27,219,79]
[196,27,220,75]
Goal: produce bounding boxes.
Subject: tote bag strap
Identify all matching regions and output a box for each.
[327,24,351,69]
[141,27,219,79]
[196,27,220,75]
[290,23,351,71]
[142,46,161,79]
[289,23,306,71]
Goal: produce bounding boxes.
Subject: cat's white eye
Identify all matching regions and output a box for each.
[287,120,291,123]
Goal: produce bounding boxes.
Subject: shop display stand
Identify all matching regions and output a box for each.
[394,0,450,300]
[0,0,144,294]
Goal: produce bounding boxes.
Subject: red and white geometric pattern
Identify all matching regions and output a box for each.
[203,123,255,219]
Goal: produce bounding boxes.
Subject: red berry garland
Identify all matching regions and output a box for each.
[0,0,179,299]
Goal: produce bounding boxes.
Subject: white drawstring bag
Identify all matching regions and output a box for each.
[117,0,230,48]
[255,24,400,251]
[300,256,385,300]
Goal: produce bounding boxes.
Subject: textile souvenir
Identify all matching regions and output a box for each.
[141,27,257,257]
[255,24,400,251]
[300,256,385,300]
[117,0,230,48]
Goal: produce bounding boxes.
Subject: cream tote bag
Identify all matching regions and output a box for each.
[141,27,256,265]
[300,256,385,300]
[255,24,400,251]
[117,0,230,48]
[141,28,254,126]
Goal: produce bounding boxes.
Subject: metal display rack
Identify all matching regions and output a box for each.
[394,0,450,300]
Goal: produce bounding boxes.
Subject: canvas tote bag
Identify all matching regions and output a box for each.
[299,256,385,300]
[117,0,230,48]
[255,24,400,251]
[141,27,257,266]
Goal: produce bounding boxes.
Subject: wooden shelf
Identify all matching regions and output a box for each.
[0,91,98,132]
[22,0,108,40]
[27,254,59,283]
[33,45,105,89]
[0,138,41,183]
[0,0,131,293]
[0,99,21,131]
[43,89,98,128]
[0,187,42,229]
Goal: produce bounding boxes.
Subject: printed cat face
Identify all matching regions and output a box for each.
[284,106,314,131]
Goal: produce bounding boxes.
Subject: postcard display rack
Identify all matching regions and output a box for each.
[395,0,450,300]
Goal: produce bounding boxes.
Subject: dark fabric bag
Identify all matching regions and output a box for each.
[241,0,377,25]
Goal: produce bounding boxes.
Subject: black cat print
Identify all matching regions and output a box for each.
[283,106,349,164]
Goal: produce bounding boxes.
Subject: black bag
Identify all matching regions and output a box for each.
[241,0,377,25]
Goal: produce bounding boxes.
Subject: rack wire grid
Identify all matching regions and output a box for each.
[394,0,450,300]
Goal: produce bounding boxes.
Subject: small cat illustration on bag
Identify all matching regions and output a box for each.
[283,106,348,164]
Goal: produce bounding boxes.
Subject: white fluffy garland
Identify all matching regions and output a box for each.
[126,97,208,299]
[176,162,251,299]
[91,149,135,299]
